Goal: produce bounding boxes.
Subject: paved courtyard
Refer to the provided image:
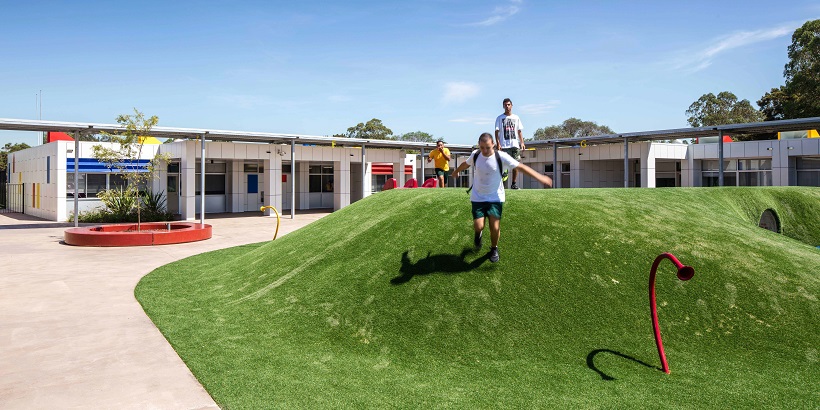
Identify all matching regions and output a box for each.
[0,211,330,409]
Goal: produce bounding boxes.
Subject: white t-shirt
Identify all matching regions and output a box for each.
[495,114,523,149]
[467,149,520,203]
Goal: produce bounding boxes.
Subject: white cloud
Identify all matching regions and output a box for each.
[449,117,494,125]
[518,101,560,115]
[467,1,522,27]
[442,81,480,104]
[666,22,800,73]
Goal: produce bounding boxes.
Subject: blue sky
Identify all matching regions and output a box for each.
[1,1,818,147]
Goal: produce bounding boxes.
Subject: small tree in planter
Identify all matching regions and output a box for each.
[92,109,171,229]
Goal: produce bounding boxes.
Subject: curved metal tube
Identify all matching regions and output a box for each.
[259,206,281,241]
[649,253,695,374]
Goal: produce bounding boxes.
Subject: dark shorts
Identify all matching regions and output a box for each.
[503,147,521,160]
[435,168,448,177]
[471,202,503,220]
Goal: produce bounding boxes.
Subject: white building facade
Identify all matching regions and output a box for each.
[5,125,819,222]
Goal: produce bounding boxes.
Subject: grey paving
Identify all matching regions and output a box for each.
[0,211,330,409]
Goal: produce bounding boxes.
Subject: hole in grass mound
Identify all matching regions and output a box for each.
[758,209,781,234]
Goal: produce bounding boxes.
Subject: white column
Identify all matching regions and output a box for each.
[333,152,351,211]
[771,140,789,186]
[200,133,207,227]
[298,161,310,210]
[230,159,243,213]
[641,143,656,188]
[570,149,582,188]
[362,145,372,198]
[180,140,197,220]
[393,154,406,187]
[681,146,696,187]
[267,152,283,214]
[418,148,425,182]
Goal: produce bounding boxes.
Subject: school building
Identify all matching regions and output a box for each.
[2,117,819,222]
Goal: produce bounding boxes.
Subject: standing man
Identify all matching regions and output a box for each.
[495,98,526,189]
[427,139,451,188]
[450,133,552,263]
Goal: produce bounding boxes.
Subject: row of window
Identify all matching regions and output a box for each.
[67,157,819,198]
[66,173,146,198]
[701,158,820,187]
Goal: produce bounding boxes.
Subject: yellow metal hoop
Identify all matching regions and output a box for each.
[580,140,588,148]
[259,206,281,241]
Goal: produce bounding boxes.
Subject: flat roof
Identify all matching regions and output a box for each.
[0,118,477,153]
[3,116,820,152]
[526,117,820,147]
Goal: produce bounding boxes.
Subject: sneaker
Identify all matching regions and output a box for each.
[474,230,483,249]
[489,247,500,263]
[511,183,519,189]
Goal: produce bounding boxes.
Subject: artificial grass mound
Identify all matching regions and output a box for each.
[136,187,820,409]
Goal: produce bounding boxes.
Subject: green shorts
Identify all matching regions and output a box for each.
[435,168,448,177]
[503,147,521,160]
[472,202,503,220]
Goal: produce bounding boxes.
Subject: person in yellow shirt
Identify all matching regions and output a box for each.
[427,140,452,188]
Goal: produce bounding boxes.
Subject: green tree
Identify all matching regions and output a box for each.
[686,91,763,128]
[91,109,170,227]
[757,86,789,121]
[531,118,614,140]
[758,19,820,119]
[345,118,394,140]
[0,142,31,172]
[396,131,435,142]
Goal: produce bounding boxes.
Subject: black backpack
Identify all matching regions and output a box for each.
[466,150,507,194]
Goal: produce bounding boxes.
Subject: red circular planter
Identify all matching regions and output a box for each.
[64,222,212,247]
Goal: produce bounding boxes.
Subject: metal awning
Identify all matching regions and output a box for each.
[526,117,820,147]
[0,118,476,151]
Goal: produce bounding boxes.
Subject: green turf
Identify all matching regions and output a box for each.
[136,187,820,409]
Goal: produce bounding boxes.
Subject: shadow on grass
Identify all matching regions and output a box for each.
[586,349,660,380]
[391,248,490,284]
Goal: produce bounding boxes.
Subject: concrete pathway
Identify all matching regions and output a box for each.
[0,211,330,409]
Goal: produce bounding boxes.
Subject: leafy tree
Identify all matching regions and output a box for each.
[345,118,394,140]
[91,109,170,228]
[0,142,31,171]
[757,19,820,119]
[686,91,763,128]
[757,86,790,121]
[531,118,614,140]
[396,131,435,142]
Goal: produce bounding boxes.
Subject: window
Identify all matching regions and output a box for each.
[196,162,227,195]
[796,157,820,186]
[66,173,86,198]
[309,163,334,193]
[196,175,226,195]
[65,173,136,197]
[86,174,106,196]
[372,175,389,192]
[702,159,770,187]
[110,174,128,190]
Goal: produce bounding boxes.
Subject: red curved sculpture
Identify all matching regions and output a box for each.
[649,253,695,374]
[65,222,212,247]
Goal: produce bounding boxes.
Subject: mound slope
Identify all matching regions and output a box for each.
[137,187,819,409]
